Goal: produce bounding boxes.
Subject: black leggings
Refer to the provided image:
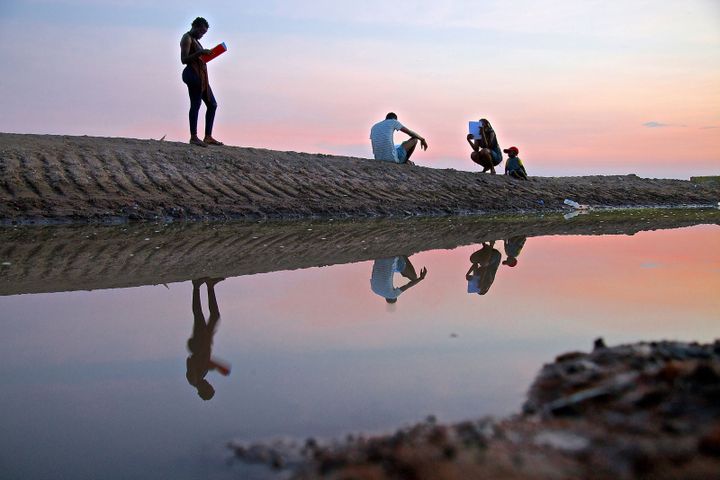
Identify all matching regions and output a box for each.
[182,66,217,137]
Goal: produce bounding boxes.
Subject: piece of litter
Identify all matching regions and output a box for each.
[563,199,589,210]
[533,431,590,453]
[564,211,580,220]
[1,262,11,266]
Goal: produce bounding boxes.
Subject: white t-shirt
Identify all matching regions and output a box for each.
[370,257,403,299]
[370,119,404,163]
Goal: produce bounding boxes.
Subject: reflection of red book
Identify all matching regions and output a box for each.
[209,357,231,376]
[200,42,227,63]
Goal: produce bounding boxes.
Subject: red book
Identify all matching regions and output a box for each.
[200,42,227,63]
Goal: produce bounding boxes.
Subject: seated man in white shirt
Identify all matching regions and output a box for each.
[369,112,428,164]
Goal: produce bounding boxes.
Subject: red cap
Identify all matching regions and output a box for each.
[503,146,519,155]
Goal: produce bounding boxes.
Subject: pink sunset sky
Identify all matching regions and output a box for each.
[0,0,718,177]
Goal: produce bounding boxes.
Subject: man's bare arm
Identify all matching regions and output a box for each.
[400,127,429,150]
[180,34,212,65]
[398,267,428,292]
[399,126,423,140]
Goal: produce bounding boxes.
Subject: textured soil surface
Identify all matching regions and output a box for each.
[230,339,720,480]
[1,209,718,296]
[1,133,718,224]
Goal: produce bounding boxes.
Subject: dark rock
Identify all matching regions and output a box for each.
[699,424,720,457]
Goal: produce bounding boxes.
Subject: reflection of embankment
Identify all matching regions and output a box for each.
[1,210,718,296]
[2,133,719,224]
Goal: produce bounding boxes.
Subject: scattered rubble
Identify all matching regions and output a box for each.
[230,339,720,479]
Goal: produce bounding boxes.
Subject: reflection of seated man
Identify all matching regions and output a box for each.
[466,242,502,295]
[370,255,427,303]
[502,235,527,267]
[186,277,229,401]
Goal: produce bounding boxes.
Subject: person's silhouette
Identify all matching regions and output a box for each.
[370,255,427,304]
[466,242,502,295]
[186,277,229,400]
[502,235,527,267]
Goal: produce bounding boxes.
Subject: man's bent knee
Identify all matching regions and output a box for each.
[403,138,418,149]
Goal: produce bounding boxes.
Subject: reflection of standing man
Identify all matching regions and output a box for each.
[187,277,230,401]
[370,255,427,303]
[466,242,502,295]
[502,236,527,267]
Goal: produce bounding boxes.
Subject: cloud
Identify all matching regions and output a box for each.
[643,121,670,128]
[642,121,689,128]
[700,126,719,130]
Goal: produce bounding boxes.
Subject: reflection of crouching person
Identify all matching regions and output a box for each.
[504,146,528,180]
[466,242,502,296]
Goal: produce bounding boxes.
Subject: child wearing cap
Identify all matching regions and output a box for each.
[503,146,528,180]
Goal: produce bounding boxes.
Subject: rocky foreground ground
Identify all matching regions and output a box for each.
[230,339,720,480]
[1,133,718,224]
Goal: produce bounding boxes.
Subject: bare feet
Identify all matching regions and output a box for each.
[190,136,207,147]
[203,136,224,146]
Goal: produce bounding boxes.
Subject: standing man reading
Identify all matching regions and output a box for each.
[180,17,223,147]
[370,112,428,164]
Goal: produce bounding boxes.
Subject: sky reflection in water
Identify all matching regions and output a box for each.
[0,224,718,479]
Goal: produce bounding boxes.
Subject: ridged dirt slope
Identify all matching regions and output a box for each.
[1,133,718,223]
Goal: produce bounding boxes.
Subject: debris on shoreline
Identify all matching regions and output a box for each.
[230,339,720,479]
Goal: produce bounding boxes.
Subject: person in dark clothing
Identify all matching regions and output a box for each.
[466,118,503,174]
[466,241,502,295]
[503,146,529,180]
[186,277,229,400]
[180,17,223,147]
[502,235,527,267]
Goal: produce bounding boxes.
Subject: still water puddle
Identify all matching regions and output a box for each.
[0,214,718,479]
